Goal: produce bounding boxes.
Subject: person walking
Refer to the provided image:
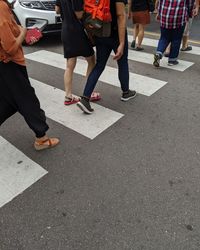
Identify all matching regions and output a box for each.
[181,0,199,51]
[0,0,59,150]
[164,0,199,56]
[128,0,151,51]
[55,0,100,105]
[153,0,195,67]
[77,0,137,114]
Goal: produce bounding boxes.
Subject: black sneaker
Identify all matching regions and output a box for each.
[181,46,192,51]
[130,40,135,49]
[77,98,94,114]
[153,53,161,68]
[121,90,137,101]
[168,60,179,66]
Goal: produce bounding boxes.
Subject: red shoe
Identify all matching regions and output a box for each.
[64,96,80,105]
[90,92,101,102]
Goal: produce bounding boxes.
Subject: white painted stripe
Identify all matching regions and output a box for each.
[126,36,194,71]
[128,35,200,56]
[30,78,123,140]
[25,50,167,96]
[0,136,47,208]
[128,49,193,71]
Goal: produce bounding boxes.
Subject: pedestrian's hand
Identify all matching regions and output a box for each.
[113,44,124,61]
[29,36,39,45]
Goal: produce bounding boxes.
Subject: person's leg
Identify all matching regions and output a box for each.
[136,24,145,49]
[0,69,17,125]
[181,19,193,51]
[164,43,171,56]
[134,24,139,40]
[153,27,171,67]
[182,35,189,49]
[113,34,136,101]
[0,98,16,126]
[1,62,49,138]
[85,54,101,102]
[77,37,112,113]
[64,57,79,104]
[0,61,59,149]
[113,35,129,92]
[156,27,171,56]
[131,24,139,48]
[85,54,95,78]
[169,25,185,64]
[83,37,112,98]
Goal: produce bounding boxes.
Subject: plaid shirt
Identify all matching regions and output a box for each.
[158,0,195,29]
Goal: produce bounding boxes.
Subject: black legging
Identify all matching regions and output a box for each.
[0,61,49,138]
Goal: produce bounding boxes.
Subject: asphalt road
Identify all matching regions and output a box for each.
[0,29,200,250]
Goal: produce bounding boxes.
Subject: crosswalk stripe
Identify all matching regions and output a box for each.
[127,49,194,71]
[0,136,47,208]
[30,78,124,140]
[126,36,194,71]
[128,35,200,56]
[25,50,167,96]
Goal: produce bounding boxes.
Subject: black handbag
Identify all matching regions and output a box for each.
[82,12,111,38]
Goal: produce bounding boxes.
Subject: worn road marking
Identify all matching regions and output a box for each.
[26,50,167,96]
[0,136,47,208]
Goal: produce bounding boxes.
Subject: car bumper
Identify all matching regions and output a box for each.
[13,2,61,33]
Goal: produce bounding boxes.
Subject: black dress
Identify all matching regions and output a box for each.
[56,0,94,58]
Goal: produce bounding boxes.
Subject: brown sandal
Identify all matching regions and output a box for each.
[34,137,60,151]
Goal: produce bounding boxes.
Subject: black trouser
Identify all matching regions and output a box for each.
[0,61,49,138]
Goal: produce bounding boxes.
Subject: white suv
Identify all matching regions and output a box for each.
[12,0,62,34]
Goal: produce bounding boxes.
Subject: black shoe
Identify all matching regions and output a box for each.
[121,90,137,101]
[77,98,94,114]
[130,40,135,49]
[135,47,144,51]
[168,60,179,66]
[153,53,161,68]
[181,46,192,51]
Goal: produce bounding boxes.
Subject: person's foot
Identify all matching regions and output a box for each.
[90,92,101,102]
[64,96,80,105]
[181,46,192,51]
[135,47,144,51]
[130,40,135,49]
[153,53,161,68]
[77,97,94,114]
[168,60,179,66]
[121,90,137,101]
[34,136,60,151]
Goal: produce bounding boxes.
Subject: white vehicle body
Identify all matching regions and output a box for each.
[12,0,61,34]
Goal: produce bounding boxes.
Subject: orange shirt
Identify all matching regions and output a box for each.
[0,0,25,65]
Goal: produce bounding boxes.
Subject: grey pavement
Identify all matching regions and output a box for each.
[0,29,200,250]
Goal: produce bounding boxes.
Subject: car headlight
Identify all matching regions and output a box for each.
[19,0,45,9]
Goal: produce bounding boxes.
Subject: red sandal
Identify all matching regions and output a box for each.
[64,96,80,105]
[90,92,101,102]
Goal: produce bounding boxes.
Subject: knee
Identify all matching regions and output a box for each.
[66,60,76,71]
[66,64,76,72]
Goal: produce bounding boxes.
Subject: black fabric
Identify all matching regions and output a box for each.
[0,61,48,138]
[56,0,94,58]
[131,0,149,12]
[110,0,127,36]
